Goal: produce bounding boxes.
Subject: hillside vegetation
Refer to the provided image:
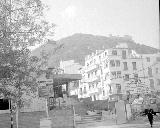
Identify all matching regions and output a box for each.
[32,33,158,66]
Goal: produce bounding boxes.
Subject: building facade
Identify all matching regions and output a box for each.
[59,60,82,96]
[78,43,160,101]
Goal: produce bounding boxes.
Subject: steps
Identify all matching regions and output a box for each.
[76,114,102,124]
[48,97,74,128]
[50,108,74,128]
[71,97,88,116]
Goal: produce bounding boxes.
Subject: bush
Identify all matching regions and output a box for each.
[82,98,109,111]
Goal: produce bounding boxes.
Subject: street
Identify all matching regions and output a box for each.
[86,122,160,128]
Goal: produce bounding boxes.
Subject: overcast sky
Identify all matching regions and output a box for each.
[41,0,159,48]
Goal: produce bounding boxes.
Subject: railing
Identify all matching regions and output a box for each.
[92,76,100,82]
[89,88,99,95]
[85,64,99,73]
[81,76,100,83]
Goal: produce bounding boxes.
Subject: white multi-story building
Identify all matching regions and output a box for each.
[141,53,160,92]
[78,43,160,101]
[78,50,103,100]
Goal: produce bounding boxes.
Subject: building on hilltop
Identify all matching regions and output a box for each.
[78,43,160,101]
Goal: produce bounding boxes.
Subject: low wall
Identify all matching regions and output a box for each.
[101,110,116,120]
[0,110,10,114]
[20,98,46,112]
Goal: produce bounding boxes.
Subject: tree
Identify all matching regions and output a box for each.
[0,0,55,127]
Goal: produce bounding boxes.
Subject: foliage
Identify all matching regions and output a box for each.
[0,0,55,48]
[82,97,109,111]
[32,33,158,66]
[0,0,55,108]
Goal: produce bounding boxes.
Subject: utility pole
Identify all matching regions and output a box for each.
[1,0,14,127]
[10,99,13,128]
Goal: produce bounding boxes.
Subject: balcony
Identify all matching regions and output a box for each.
[91,76,100,82]
[82,76,100,83]
[98,88,102,94]
[89,88,99,95]
[79,90,89,97]
[85,64,99,73]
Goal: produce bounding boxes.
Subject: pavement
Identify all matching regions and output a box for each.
[86,122,160,128]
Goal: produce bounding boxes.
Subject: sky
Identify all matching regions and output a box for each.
[41,0,159,49]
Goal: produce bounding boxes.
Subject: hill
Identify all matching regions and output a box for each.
[32,33,158,66]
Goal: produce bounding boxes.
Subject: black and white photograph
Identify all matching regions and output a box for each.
[0,0,159,128]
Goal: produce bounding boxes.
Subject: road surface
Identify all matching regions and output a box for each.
[86,122,160,128]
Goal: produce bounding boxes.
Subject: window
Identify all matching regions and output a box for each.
[109,84,112,93]
[134,74,138,83]
[149,79,154,89]
[134,74,138,78]
[111,72,116,79]
[132,62,137,70]
[90,60,93,65]
[123,62,128,70]
[104,60,108,68]
[84,87,87,94]
[95,70,97,75]
[96,82,98,87]
[112,50,117,55]
[157,79,160,86]
[156,57,160,62]
[116,60,120,67]
[105,52,107,56]
[101,69,103,75]
[90,72,93,78]
[105,72,109,80]
[122,50,127,59]
[117,71,121,78]
[146,57,150,62]
[94,59,96,64]
[103,90,105,96]
[124,74,129,81]
[110,60,115,67]
[156,68,159,74]
[148,68,153,77]
[116,84,121,93]
[80,88,82,95]
[88,73,90,78]
[105,63,108,68]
